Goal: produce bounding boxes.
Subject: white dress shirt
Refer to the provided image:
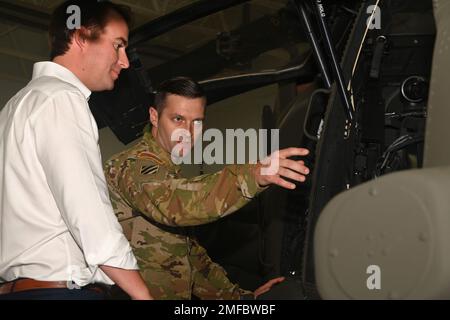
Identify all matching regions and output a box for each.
[0,62,138,286]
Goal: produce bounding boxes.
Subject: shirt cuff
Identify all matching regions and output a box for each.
[235,164,268,199]
[85,233,139,272]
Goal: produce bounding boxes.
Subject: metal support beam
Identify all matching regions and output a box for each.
[312,0,354,123]
[0,1,50,31]
[129,0,250,47]
[114,0,160,17]
[0,46,47,62]
[294,0,332,88]
[0,71,28,83]
[0,25,19,38]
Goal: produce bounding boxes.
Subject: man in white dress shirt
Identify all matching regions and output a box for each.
[0,0,151,300]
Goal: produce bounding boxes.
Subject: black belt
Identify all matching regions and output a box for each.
[133,210,195,237]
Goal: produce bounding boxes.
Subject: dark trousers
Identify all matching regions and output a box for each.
[0,288,105,300]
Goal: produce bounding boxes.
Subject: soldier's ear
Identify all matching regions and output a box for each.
[149,107,158,128]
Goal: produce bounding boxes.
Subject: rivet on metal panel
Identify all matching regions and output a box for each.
[369,187,378,196]
[329,249,339,258]
[418,233,428,242]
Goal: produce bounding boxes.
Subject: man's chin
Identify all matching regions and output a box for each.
[171,143,193,158]
[91,82,115,92]
[103,77,116,90]
[106,81,115,90]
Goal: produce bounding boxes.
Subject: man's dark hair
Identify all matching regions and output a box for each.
[154,77,206,114]
[49,0,132,60]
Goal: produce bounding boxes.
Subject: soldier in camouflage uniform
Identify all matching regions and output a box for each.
[104,77,310,300]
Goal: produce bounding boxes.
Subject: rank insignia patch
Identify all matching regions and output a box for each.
[140,165,159,175]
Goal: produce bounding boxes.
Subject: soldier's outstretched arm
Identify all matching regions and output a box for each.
[254,147,310,189]
[106,147,309,227]
[108,160,264,227]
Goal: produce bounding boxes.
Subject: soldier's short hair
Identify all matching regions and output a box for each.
[154,77,206,114]
[49,0,132,60]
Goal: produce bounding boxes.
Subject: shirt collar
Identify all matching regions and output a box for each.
[143,130,181,174]
[32,61,91,100]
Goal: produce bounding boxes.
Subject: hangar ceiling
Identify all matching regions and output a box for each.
[0,0,287,89]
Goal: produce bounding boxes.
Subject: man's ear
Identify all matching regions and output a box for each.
[149,107,159,128]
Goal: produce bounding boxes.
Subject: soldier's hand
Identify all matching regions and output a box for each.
[254,147,310,189]
[254,277,285,299]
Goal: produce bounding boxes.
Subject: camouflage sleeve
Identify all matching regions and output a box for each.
[106,158,266,227]
[190,240,254,300]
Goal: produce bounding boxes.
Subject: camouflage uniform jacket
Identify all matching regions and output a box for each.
[104,131,264,300]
